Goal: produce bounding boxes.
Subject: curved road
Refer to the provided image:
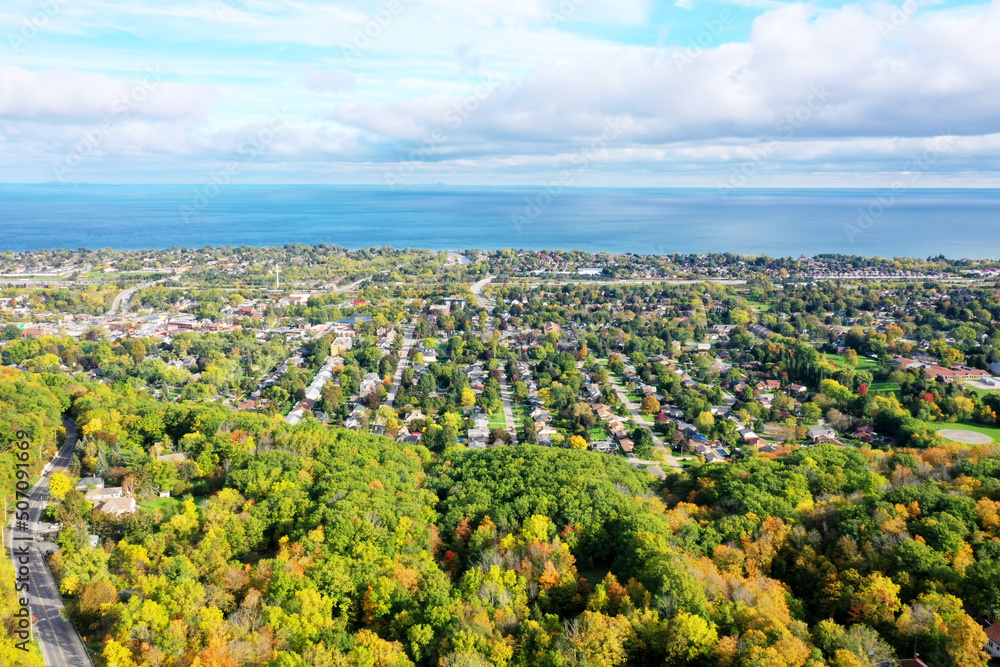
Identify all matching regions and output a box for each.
[7,418,93,666]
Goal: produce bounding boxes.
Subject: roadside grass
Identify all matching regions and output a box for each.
[926,421,1000,443]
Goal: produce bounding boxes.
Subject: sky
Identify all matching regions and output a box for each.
[1,0,999,187]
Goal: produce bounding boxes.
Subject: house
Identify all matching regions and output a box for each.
[897,658,929,667]
[586,384,602,401]
[543,322,562,335]
[984,620,1000,658]
[330,337,354,356]
[157,452,191,464]
[75,477,104,492]
[663,406,684,420]
[590,441,616,454]
[85,487,123,502]
[786,384,807,395]
[97,497,137,516]
[618,438,634,454]
[893,357,923,368]
[855,425,876,442]
[443,297,466,310]
[807,425,837,442]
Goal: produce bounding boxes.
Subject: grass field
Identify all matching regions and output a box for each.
[141,494,208,513]
[745,300,772,313]
[926,421,1000,443]
[825,353,879,372]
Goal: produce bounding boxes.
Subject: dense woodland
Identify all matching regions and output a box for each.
[1,364,998,666]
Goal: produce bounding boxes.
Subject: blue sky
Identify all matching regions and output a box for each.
[1,0,998,186]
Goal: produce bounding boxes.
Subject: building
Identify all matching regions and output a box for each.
[75,477,104,491]
[807,425,837,442]
[97,497,137,516]
[157,452,191,464]
[85,487,123,502]
[330,336,354,356]
[985,620,1000,658]
[443,297,466,310]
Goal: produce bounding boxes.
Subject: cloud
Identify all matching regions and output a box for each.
[0,66,217,122]
[331,1,1000,150]
[302,66,357,93]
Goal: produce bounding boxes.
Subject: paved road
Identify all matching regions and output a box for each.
[106,278,170,317]
[335,277,369,293]
[7,418,93,667]
[607,378,682,471]
[470,276,517,442]
[385,325,416,408]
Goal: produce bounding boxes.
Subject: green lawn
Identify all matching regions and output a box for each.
[141,494,209,514]
[926,421,1000,443]
[869,380,901,394]
[589,426,609,440]
[825,353,879,372]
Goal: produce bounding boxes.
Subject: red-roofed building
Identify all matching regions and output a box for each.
[985,619,1000,658]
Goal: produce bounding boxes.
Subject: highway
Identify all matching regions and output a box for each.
[7,418,93,666]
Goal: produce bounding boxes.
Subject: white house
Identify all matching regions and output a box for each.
[985,620,1000,658]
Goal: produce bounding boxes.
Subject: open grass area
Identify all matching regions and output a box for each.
[926,421,1000,443]
[589,426,608,440]
[869,380,901,394]
[825,353,879,372]
[141,494,209,514]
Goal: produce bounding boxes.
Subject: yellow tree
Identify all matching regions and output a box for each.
[48,472,72,500]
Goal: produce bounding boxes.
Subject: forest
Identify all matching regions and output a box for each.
[2,365,998,666]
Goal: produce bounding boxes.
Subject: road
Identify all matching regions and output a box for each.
[385,325,416,408]
[7,418,94,666]
[334,277,369,293]
[470,276,517,441]
[106,277,171,317]
[607,378,682,471]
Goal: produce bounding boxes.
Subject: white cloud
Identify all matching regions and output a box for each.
[0,65,216,121]
[302,66,357,93]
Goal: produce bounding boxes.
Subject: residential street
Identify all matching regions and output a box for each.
[609,381,682,471]
[471,276,517,442]
[386,325,416,407]
[7,418,94,667]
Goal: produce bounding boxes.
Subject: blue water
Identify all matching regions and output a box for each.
[0,185,998,258]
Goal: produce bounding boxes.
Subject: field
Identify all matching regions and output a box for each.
[926,421,1000,444]
[824,353,879,372]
